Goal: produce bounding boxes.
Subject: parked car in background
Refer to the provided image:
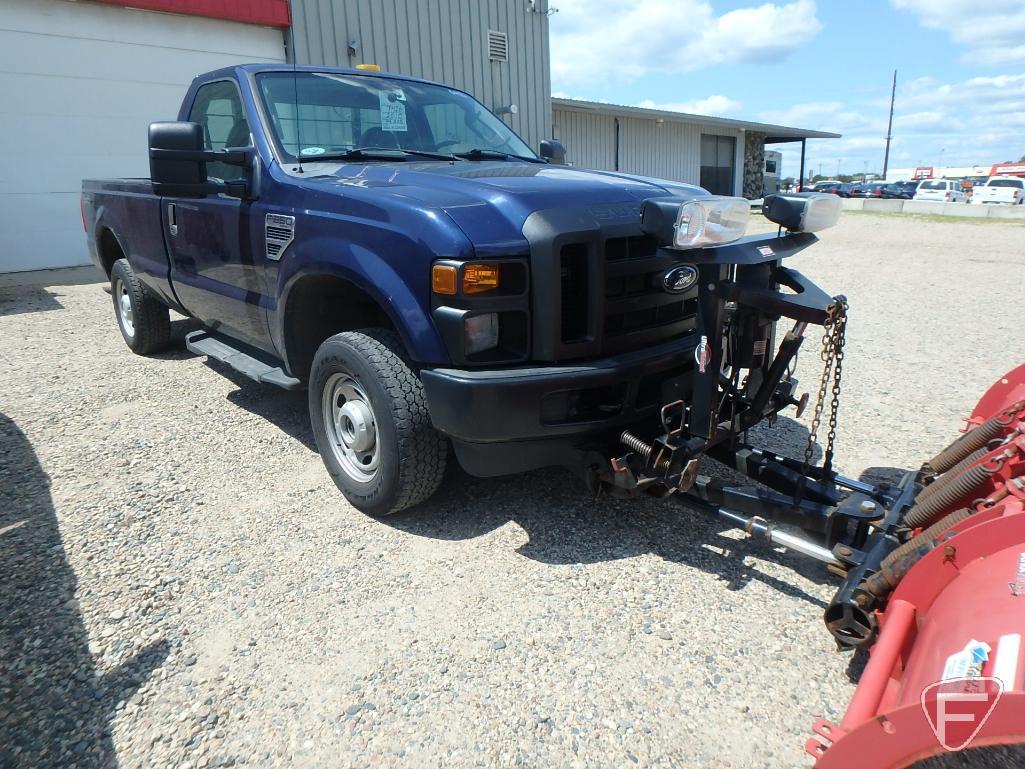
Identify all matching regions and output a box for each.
[882,180,918,199]
[971,176,1025,205]
[913,179,968,203]
[811,181,853,197]
[850,182,887,198]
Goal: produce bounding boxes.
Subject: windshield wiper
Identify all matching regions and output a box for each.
[303,147,459,162]
[453,148,545,164]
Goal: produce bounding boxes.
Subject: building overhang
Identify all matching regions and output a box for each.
[552,98,840,142]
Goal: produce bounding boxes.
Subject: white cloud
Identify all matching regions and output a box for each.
[550,0,822,86]
[770,73,1025,179]
[634,95,743,116]
[891,0,1025,66]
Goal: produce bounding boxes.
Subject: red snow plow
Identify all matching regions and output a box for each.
[808,364,1025,768]
[591,194,1025,768]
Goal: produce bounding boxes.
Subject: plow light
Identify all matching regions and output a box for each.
[640,195,750,250]
[762,192,842,233]
[672,196,750,249]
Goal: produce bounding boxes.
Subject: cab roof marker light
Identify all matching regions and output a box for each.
[673,196,750,250]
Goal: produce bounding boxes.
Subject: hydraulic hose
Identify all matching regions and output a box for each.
[863,507,974,597]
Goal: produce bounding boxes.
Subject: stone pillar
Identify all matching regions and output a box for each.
[743,131,767,199]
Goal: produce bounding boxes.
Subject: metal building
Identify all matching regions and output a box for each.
[552,99,837,198]
[288,0,552,152]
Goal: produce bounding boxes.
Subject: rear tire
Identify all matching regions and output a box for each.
[110,258,170,355]
[309,329,447,516]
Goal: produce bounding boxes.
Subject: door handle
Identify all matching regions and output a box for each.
[167,203,178,236]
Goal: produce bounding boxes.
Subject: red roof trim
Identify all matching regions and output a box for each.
[85,0,291,29]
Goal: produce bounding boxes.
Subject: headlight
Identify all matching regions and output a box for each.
[762,193,842,232]
[640,195,750,250]
[673,196,750,249]
[464,313,499,355]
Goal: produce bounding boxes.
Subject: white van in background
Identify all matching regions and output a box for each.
[913,179,968,203]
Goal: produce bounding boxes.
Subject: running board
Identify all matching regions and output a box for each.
[185,330,301,390]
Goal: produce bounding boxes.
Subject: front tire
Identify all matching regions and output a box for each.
[309,329,447,516]
[110,258,170,354]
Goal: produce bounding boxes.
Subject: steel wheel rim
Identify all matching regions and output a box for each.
[115,279,134,337]
[322,372,380,483]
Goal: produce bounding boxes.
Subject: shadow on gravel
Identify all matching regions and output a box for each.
[149,316,205,361]
[382,416,837,608]
[205,361,317,452]
[0,287,64,316]
[0,413,168,769]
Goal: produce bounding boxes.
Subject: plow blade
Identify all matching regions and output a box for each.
[809,364,1025,768]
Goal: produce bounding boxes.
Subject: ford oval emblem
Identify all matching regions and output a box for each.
[662,265,698,294]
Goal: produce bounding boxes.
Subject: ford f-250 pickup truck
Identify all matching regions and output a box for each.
[82,63,842,517]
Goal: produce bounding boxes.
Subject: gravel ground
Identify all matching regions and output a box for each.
[1,213,1023,769]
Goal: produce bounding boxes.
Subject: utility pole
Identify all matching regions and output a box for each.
[882,69,897,180]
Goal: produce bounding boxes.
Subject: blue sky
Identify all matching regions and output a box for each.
[549,0,1025,179]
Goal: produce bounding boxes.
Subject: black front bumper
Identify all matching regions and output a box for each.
[420,332,698,447]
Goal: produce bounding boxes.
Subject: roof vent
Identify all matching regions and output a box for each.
[487,30,508,62]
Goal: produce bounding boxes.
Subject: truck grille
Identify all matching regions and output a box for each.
[557,235,699,358]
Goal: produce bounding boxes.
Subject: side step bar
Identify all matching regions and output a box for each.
[185,330,301,390]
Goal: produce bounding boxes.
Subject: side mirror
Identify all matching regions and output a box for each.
[539,139,567,165]
[149,122,254,199]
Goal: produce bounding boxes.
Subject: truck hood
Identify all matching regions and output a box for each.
[297,160,708,252]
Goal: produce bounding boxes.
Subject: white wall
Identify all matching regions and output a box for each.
[0,0,286,272]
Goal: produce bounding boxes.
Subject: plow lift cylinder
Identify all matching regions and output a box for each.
[809,364,1025,768]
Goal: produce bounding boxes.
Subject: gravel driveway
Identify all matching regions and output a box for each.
[2,213,1023,769]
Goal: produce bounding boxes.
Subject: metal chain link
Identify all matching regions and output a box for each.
[803,297,849,475]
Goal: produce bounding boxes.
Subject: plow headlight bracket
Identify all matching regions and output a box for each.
[762,192,842,233]
[640,195,750,250]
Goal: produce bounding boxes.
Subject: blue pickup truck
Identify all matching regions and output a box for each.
[82,63,838,517]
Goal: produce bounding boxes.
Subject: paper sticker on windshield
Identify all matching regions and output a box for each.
[300,146,326,156]
[379,89,408,132]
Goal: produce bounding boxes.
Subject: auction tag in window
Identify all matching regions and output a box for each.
[379,89,408,132]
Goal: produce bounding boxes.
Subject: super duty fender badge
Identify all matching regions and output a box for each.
[695,335,711,373]
[662,264,698,294]
[265,213,295,261]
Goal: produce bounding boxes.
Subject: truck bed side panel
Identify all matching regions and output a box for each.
[82,179,181,311]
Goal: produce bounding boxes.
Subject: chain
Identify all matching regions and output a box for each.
[803,297,849,476]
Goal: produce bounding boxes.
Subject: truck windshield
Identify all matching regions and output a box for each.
[988,179,1024,188]
[256,72,535,162]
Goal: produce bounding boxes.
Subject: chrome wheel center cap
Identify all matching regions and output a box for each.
[337,400,375,453]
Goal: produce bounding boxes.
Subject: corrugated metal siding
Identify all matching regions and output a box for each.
[289,0,551,151]
[554,107,744,191]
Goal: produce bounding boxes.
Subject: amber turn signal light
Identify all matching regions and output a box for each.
[462,264,500,295]
[432,264,458,295]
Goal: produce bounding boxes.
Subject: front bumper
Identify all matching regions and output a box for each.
[420,332,698,445]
